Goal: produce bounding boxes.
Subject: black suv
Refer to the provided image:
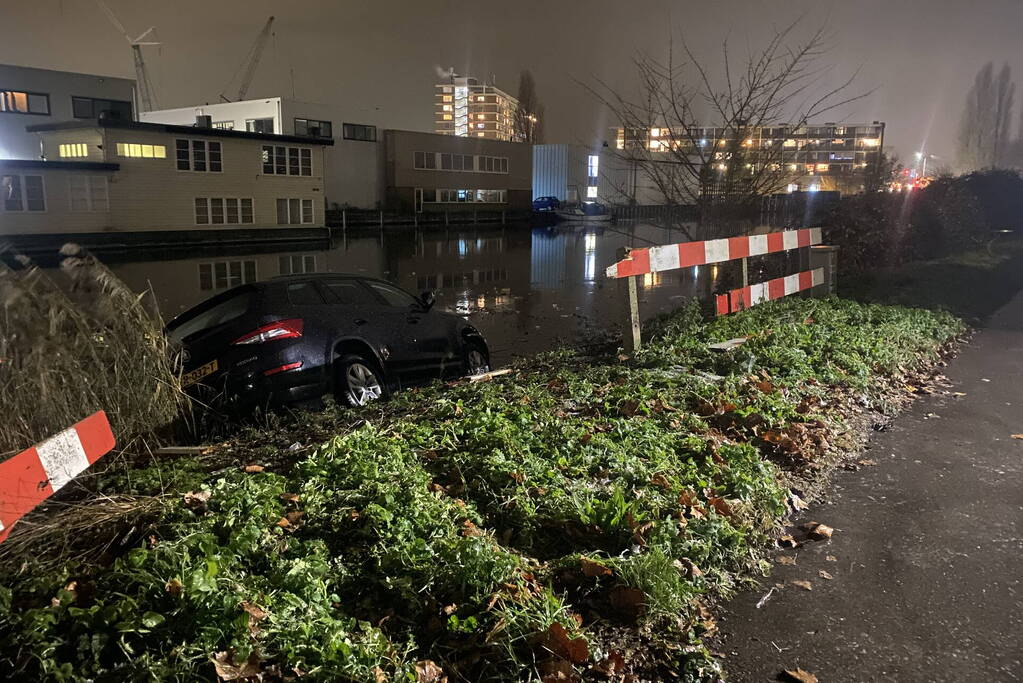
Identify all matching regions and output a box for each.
[165,274,490,409]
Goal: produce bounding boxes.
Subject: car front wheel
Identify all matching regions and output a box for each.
[336,354,386,407]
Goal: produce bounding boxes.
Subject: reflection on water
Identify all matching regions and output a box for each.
[81,222,736,366]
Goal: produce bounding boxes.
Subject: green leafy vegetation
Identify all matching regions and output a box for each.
[0,297,963,682]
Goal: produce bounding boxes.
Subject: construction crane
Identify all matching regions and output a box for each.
[221,16,275,103]
[92,0,160,112]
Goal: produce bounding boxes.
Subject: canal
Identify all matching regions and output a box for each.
[67,222,784,366]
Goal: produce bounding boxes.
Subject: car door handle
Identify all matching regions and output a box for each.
[354,318,368,326]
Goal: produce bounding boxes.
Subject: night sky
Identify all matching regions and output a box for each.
[2,0,1022,165]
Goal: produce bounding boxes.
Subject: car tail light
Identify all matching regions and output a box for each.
[263,361,303,376]
[232,319,304,345]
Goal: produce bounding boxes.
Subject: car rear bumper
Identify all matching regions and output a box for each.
[188,364,328,411]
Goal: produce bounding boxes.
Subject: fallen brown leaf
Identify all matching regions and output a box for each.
[593,651,625,677]
[415,659,447,683]
[818,570,834,580]
[545,622,589,664]
[673,557,703,578]
[608,586,646,620]
[373,666,387,683]
[777,534,802,548]
[781,668,818,683]
[243,464,265,473]
[857,459,877,467]
[165,578,183,597]
[211,651,261,681]
[579,557,612,578]
[804,522,834,540]
[1012,434,1023,440]
[708,496,734,517]
[183,490,211,512]
[650,473,671,489]
[791,580,813,591]
[280,492,301,503]
[776,555,797,565]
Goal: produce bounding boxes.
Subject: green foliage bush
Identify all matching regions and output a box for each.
[0,297,962,682]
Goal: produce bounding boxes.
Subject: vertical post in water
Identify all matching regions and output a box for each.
[617,248,642,352]
[342,210,347,229]
[379,210,384,227]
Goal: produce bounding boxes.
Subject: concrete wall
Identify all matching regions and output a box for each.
[2,127,328,235]
[0,64,135,159]
[385,130,532,212]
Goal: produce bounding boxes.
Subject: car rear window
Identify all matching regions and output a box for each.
[168,290,254,342]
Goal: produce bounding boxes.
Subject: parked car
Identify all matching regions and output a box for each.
[165,274,491,410]
[532,196,561,212]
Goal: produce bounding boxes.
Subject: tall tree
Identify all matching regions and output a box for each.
[514,70,544,144]
[957,62,1015,170]
[586,22,865,231]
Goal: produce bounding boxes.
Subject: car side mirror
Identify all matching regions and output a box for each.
[419,290,436,311]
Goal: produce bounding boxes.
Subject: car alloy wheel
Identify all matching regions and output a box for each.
[345,362,383,406]
[467,348,490,375]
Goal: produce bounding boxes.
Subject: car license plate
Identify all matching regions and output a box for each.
[182,359,218,388]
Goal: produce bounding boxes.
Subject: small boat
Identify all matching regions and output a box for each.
[555,201,612,223]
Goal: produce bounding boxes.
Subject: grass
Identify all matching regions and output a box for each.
[0,297,963,682]
[840,237,1023,323]
[0,245,183,458]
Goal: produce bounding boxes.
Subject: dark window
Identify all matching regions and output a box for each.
[286,282,326,305]
[288,147,300,176]
[176,139,190,171]
[342,123,377,142]
[208,142,222,172]
[261,145,274,174]
[440,153,452,170]
[322,279,378,306]
[300,148,312,176]
[365,281,419,308]
[71,96,131,120]
[246,118,274,134]
[2,174,22,210]
[294,118,332,138]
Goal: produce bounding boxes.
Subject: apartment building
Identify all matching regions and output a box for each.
[614,122,886,195]
[384,130,531,212]
[0,63,135,160]
[141,97,382,209]
[0,117,330,242]
[434,76,521,142]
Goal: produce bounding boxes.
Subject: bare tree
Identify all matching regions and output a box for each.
[585,22,865,228]
[957,62,1015,170]
[514,70,544,144]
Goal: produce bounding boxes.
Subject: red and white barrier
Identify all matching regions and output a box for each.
[0,411,115,543]
[605,227,822,279]
[715,268,824,315]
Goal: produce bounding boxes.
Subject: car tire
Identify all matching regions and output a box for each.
[336,354,387,407]
[464,342,491,376]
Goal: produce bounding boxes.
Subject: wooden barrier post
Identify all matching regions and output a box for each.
[617,248,642,352]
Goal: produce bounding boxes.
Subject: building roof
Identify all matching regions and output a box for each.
[25,118,334,146]
[0,159,120,172]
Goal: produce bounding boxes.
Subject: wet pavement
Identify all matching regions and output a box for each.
[717,290,1023,681]
[51,221,791,366]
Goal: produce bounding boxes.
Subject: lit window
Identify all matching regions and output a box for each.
[0,90,50,115]
[59,143,88,158]
[783,139,796,147]
[442,105,452,111]
[116,142,167,159]
[816,163,829,172]
[587,155,599,177]
[860,138,880,147]
[786,183,798,193]
[586,186,598,198]
[443,114,453,120]
[442,95,452,102]
[650,127,661,137]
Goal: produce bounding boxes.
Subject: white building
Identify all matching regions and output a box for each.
[0,117,330,245]
[434,76,521,142]
[0,63,136,160]
[532,143,662,206]
[141,97,383,209]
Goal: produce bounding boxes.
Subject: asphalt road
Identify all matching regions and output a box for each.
[717,291,1023,682]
